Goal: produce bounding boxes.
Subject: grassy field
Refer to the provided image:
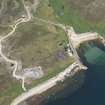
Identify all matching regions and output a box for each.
[0,0,75,105]
[25,70,85,105]
[34,0,57,22]
[0,71,23,105]
[0,0,25,25]
[6,0,74,85]
[0,0,26,104]
[6,19,74,87]
[1,20,74,104]
[0,25,11,35]
[49,0,105,36]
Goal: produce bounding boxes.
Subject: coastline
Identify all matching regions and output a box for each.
[1,0,105,105]
[19,40,103,105]
[11,19,105,105]
[25,68,85,105]
[11,62,83,105]
[10,23,105,105]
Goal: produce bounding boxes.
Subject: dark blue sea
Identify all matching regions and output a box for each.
[44,41,105,105]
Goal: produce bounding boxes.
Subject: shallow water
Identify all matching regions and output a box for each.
[44,41,105,105]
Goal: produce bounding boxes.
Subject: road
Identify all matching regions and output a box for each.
[10,18,88,105]
[0,0,99,104]
[34,16,66,30]
[0,0,41,91]
[0,0,32,91]
[11,62,79,105]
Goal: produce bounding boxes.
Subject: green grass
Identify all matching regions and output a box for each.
[0,83,22,97]
[6,20,74,88]
[0,0,25,25]
[0,1,75,104]
[0,20,74,103]
[0,75,23,105]
[0,25,11,36]
[27,55,74,89]
[49,0,105,36]
[34,0,57,22]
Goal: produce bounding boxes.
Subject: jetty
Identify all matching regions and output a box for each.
[65,26,90,70]
[66,26,99,48]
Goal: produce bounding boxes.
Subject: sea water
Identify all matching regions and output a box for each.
[44,41,105,105]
